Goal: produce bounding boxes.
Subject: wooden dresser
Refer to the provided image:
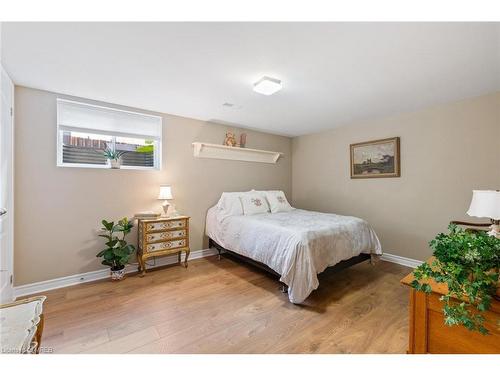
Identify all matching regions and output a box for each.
[401,266,500,354]
[137,216,190,275]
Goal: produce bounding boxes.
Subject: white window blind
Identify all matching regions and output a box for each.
[57,99,162,139]
[56,99,162,169]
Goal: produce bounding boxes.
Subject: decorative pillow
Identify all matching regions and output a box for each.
[265,191,293,213]
[240,193,270,215]
[216,192,248,221]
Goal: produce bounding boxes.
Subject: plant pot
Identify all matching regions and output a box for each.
[110,265,125,281]
[108,159,121,169]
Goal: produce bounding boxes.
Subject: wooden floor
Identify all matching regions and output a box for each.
[37,255,411,354]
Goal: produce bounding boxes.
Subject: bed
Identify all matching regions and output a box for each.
[205,191,382,304]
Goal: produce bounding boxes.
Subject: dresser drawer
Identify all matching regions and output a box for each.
[145,219,186,232]
[146,229,186,243]
[146,238,187,253]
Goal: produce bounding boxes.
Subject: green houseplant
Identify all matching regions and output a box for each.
[410,224,500,334]
[103,148,127,169]
[96,218,136,280]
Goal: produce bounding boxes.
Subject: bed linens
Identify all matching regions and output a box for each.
[215,191,247,222]
[265,191,293,213]
[240,192,270,215]
[206,207,382,304]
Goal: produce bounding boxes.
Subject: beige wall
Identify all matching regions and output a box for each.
[14,86,500,285]
[292,92,500,261]
[14,86,291,285]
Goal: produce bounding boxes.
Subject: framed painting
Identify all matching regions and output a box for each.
[350,137,400,178]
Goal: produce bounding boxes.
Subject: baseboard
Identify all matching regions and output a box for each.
[15,249,420,297]
[14,248,218,298]
[380,252,423,269]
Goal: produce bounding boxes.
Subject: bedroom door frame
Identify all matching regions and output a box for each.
[0,65,15,303]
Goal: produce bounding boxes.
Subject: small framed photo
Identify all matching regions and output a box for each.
[350,137,400,178]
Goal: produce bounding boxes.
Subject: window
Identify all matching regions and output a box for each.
[57,99,162,169]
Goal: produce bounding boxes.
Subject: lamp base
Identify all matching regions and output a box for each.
[161,200,170,217]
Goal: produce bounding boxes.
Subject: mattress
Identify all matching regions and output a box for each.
[206,207,382,303]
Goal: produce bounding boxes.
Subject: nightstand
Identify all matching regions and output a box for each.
[137,216,190,276]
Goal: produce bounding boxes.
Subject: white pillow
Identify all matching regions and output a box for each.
[265,191,293,213]
[240,193,270,215]
[216,192,248,221]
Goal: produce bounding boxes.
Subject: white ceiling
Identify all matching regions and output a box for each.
[2,22,499,137]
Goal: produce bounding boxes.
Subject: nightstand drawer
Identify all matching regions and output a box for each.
[146,219,186,232]
[146,238,187,253]
[146,229,186,243]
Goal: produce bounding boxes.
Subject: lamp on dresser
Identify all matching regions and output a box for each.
[158,185,173,217]
[400,189,500,354]
[467,190,500,238]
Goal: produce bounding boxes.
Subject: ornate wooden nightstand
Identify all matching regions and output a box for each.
[137,216,190,276]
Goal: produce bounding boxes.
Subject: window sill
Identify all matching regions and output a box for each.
[57,163,159,171]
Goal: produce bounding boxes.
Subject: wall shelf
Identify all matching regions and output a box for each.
[192,142,283,164]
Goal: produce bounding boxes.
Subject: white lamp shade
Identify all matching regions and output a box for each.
[158,185,173,200]
[467,190,500,220]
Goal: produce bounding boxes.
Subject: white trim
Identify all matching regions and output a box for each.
[14,248,218,298]
[56,162,158,171]
[14,249,423,298]
[57,98,162,122]
[380,252,423,269]
[0,65,15,303]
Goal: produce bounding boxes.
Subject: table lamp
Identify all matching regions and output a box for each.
[158,185,173,217]
[467,190,500,238]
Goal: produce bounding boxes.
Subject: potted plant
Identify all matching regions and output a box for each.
[410,224,499,334]
[96,218,136,280]
[103,148,127,169]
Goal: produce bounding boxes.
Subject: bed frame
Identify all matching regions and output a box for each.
[208,237,371,293]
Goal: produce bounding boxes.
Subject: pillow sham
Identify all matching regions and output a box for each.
[216,192,248,221]
[240,193,270,215]
[265,190,293,213]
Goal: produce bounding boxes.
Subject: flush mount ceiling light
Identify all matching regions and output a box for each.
[253,76,282,96]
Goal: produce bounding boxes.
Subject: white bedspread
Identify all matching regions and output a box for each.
[206,207,382,304]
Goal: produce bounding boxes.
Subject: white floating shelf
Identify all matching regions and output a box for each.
[192,142,283,164]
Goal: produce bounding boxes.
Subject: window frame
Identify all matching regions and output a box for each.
[56,99,162,170]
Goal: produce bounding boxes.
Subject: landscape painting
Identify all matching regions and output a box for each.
[350,137,400,178]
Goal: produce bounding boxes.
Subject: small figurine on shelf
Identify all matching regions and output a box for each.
[223,132,237,147]
[239,133,247,148]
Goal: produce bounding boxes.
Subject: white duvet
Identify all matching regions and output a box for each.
[206,207,382,304]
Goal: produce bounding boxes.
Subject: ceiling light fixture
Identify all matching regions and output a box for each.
[253,76,282,96]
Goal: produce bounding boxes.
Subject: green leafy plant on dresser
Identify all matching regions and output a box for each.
[410,224,500,334]
[96,218,136,280]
